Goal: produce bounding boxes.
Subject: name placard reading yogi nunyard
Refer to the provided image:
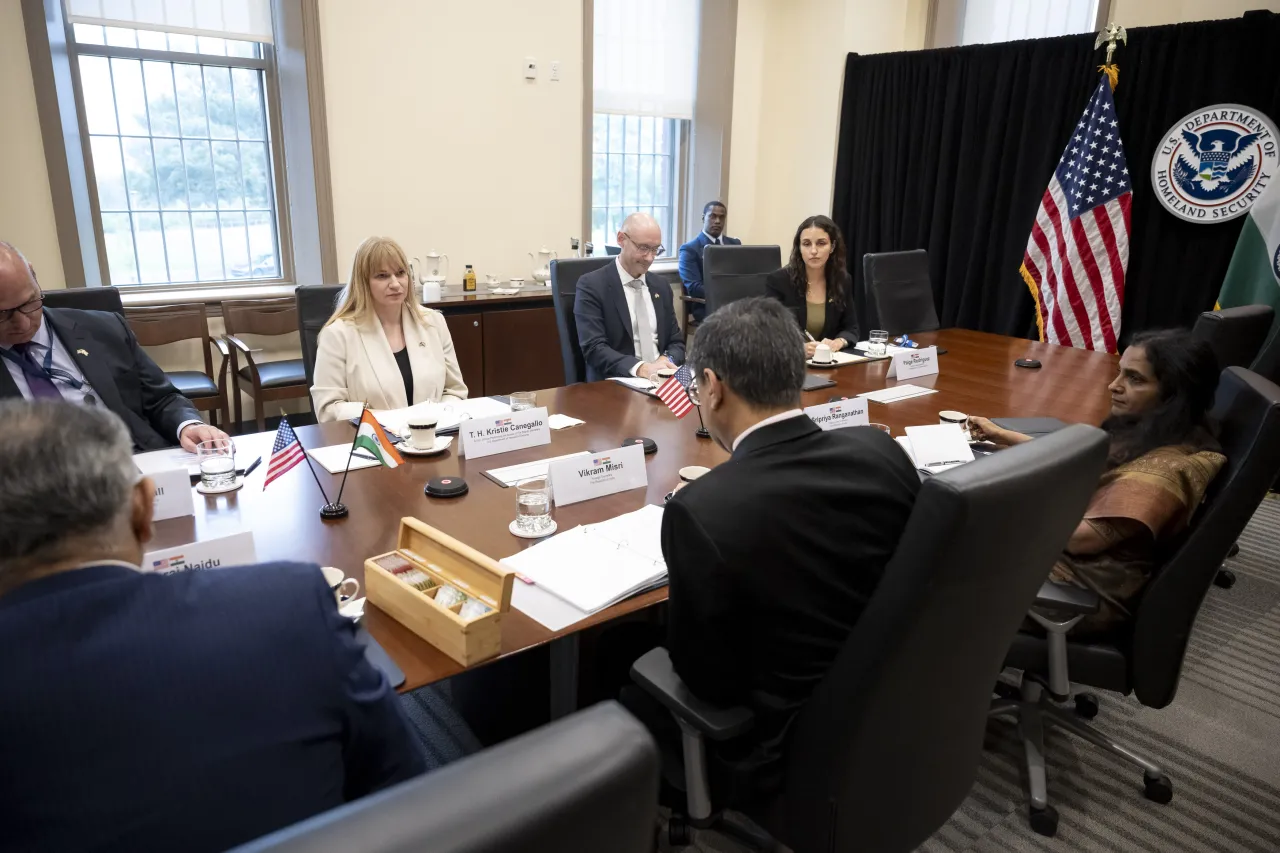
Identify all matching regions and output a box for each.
[803,398,869,431]
[460,407,552,460]
[548,442,648,507]
[144,531,257,574]
[886,346,939,380]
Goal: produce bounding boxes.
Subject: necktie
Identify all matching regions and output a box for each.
[10,342,62,400]
[626,280,658,363]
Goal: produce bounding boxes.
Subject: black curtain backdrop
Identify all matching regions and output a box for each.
[832,11,1280,343]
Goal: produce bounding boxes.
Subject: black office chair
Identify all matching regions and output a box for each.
[632,425,1109,852]
[702,245,780,318]
[228,702,659,853]
[1192,304,1274,373]
[863,249,939,335]
[294,284,344,386]
[997,367,1280,838]
[1251,326,1280,383]
[41,285,125,315]
[549,257,611,385]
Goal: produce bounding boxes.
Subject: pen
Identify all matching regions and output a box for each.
[804,330,817,342]
[242,456,262,478]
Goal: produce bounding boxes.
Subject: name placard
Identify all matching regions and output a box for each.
[150,467,196,521]
[886,346,939,380]
[803,398,869,431]
[143,530,257,574]
[548,442,648,507]
[460,407,552,460]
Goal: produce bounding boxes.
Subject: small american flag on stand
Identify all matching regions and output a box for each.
[263,416,306,489]
[656,364,696,418]
[1020,73,1131,354]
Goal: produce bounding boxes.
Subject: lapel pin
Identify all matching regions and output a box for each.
[76,348,89,357]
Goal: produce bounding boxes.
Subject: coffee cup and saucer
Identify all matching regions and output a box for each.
[321,566,364,620]
[806,342,836,367]
[399,420,453,456]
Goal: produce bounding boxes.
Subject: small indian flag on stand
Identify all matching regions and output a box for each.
[1216,176,1280,336]
[355,409,403,468]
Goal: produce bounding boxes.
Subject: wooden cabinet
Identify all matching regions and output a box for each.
[443,313,484,396]
[482,307,563,396]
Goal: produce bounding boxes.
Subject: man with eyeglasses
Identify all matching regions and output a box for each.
[574,212,685,381]
[0,241,228,452]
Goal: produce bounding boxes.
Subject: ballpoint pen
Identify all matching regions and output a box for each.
[242,456,263,477]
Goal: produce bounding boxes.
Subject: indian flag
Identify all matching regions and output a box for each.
[1216,178,1280,337]
[355,409,403,468]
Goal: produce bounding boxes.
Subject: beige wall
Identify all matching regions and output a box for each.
[1109,0,1280,27]
[318,0,583,285]
[0,0,65,289]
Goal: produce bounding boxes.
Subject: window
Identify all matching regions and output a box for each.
[959,0,1099,46]
[590,114,682,254]
[68,23,285,286]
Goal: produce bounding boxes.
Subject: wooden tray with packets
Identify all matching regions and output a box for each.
[365,517,514,666]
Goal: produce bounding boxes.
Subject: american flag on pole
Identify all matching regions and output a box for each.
[263,416,306,489]
[1020,74,1131,353]
[656,364,696,418]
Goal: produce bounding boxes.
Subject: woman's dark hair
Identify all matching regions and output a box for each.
[786,215,847,312]
[1103,328,1221,467]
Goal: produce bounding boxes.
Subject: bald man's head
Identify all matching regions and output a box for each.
[0,242,44,346]
[617,212,663,278]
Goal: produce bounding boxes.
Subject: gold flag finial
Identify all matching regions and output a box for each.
[1094,22,1127,89]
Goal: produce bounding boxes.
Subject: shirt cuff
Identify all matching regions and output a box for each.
[629,361,642,377]
[176,419,203,442]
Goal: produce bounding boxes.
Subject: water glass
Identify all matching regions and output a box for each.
[510,391,537,412]
[196,438,236,489]
[515,477,553,534]
[869,329,890,357]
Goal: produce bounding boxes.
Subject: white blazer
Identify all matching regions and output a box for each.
[311,304,468,423]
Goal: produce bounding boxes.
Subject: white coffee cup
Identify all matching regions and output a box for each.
[813,343,834,364]
[407,420,437,450]
[939,410,971,439]
[679,465,710,483]
[321,566,360,604]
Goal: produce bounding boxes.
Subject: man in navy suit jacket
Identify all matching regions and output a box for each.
[0,400,427,853]
[575,211,686,382]
[677,201,742,322]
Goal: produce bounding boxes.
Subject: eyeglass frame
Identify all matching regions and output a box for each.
[0,286,44,325]
[620,231,665,258]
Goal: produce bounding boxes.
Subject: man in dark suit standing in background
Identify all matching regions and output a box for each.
[677,201,741,323]
[0,400,428,853]
[657,297,921,789]
[574,211,686,381]
[0,241,226,451]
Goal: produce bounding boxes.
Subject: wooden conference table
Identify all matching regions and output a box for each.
[148,329,1119,712]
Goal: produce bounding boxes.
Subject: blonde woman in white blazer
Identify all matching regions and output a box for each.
[311,236,468,423]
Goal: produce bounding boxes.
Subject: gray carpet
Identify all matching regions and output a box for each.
[686,494,1280,853]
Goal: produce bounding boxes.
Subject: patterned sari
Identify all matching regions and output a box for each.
[1049,444,1226,636]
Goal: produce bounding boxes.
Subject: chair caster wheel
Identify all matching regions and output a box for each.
[1029,804,1059,837]
[668,816,693,846]
[1214,569,1237,589]
[1074,692,1100,720]
[1144,773,1173,804]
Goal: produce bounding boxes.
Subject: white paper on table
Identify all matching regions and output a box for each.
[512,581,591,631]
[134,447,202,476]
[904,424,974,469]
[856,341,915,356]
[486,451,591,487]
[307,443,383,474]
[858,384,938,404]
[548,413,585,430]
[808,350,872,366]
[607,376,658,396]
[896,428,973,475]
[371,397,512,437]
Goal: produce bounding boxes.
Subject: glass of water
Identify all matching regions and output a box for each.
[869,329,889,356]
[509,391,537,411]
[515,476,553,534]
[196,438,236,490]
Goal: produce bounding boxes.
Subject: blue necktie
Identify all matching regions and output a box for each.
[10,342,62,400]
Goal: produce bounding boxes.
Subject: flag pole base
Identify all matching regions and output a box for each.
[695,426,711,439]
[320,502,349,519]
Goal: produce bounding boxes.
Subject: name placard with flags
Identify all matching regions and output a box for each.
[1020,73,1132,353]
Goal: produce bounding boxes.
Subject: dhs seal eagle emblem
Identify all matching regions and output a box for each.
[1151,104,1277,223]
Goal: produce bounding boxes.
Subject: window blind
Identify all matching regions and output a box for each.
[593,0,697,120]
[65,0,274,44]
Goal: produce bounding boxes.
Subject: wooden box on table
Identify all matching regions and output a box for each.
[364,517,513,666]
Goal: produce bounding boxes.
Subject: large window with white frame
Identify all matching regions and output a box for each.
[68,22,286,286]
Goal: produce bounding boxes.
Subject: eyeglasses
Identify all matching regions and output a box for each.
[0,292,43,325]
[621,232,665,257]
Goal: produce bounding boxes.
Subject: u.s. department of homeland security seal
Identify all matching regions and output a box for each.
[1151,104,1277,223]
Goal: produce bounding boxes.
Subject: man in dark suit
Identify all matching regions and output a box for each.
[0,400,428,853]
[0,241,226,451]
[660,297,921,787]
[574,212,685,381]
[677,201,741,322]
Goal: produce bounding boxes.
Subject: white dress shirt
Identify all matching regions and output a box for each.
[702,231,723,245]
[732,409,805,452]
[615,257,661,377]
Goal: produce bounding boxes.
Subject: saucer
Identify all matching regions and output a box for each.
[196,477,243,495]
[806,359,838,368]
[399,436,453,456]
[339,596,366,622]
[509,519,557,539]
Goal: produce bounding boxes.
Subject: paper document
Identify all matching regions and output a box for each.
[857,341,915,356]
[502,505,667,614]
[307,443,383,474]
[809,350,874,366]
[370,396,512,438]
[608,376,658,396]
[904,424,975,470]
[548,413,585,430]
[858,384,938,403]
[134,447,201,476]
[485,451,590,487]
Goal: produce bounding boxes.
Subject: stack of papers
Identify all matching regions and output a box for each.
[608,376,658,396]
[808,350,875,366]
[307,443,384,474]
[485,451,591,487]
[897,424,975,474]
[134,447,201,476]
[504,505,667,617]
[548,413,585,430]
[858,384,938,403]
[366,396,512,438]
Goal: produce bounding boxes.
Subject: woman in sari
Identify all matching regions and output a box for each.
[968,329,1226,636]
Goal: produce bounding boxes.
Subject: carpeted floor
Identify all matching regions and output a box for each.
[685,494,1280,853]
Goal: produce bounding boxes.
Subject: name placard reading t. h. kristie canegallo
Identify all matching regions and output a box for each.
[460,407,552,460]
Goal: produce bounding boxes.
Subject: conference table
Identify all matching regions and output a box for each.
[148,329,1119,714]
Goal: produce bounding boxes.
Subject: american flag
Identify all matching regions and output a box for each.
[1020,74,1131,354]
[263,416,306,489]
[655,364,696,418]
